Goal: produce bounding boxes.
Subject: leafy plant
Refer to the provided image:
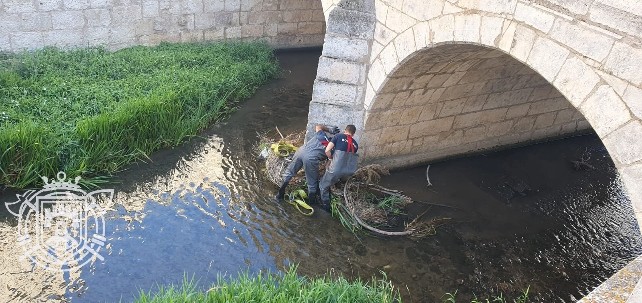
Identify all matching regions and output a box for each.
[0,42,279,188]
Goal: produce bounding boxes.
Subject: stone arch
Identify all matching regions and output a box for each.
[355,2,642,227]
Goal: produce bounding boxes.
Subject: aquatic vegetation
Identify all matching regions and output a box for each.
[134,266,401,303]
[0,42,279,188]
[442,287,530,303]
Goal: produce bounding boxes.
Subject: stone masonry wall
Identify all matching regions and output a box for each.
[0,0,325,52]
[361,44,589,166]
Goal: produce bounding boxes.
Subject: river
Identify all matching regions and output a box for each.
[0,48,640,302]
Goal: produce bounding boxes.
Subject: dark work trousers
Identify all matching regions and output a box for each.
[319,150,359,204]
[282,138,326,195]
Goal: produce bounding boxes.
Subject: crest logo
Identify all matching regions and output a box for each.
[5,172,113,272]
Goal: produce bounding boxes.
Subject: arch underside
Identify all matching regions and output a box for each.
[362,44,590,167]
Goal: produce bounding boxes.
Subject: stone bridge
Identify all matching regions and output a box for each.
[309,0,642,233]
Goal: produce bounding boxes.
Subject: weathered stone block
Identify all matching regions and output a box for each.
[367,59,387,92]
[64,0,90,10]
[142,1,160,17]
[51,11,86,29]
[399,106,423,125]
[204,0,226,13]
[531,124,561,140]
[44,29,84,47]
[326,8,375,39]
[322,34,370,61]
[553,55,600,107]
[560,121,578,134]
[409,116,454,138]
[89,0,108,8]
[277,22,297,34]
[283,10,310,23]
[312,80,359,106]
[603,120,642,165]
[408,0,444,21]
[554,108,578,125]
[544,0,591,15]
[461,94,488,113]
[317,57,364,85]
[37,0,63,11]
[589,3,642,40]
[549,19,615,63]
[439,98,466,117]
[480,16,504,47]
[526,37,570,82]
[454,14,481,43]
[110,26,136,44]
[417,102,443,121]
[379,43,399,74]
[11,32,44,50]
[514,2,554,33]
[20,12,52,32]
[457,0,516,14]
[260,0,278,10]
[250,11,282,24]
[204,27,225,40]
[619,163,642,216]
[400,89,428,107]
[534,112,557,129]
[509,25,536,63]
[394,29,416,63]
[225,0,240,11]
[528,98,570,115]
[111,6,142,26]
[385,7,415,34]
[84,26,110,46]
[412,21,429,49]
[496,20,516,53]
[623,85,642,120]
[429,14,454,43]
[377,125,410,143]
[0,34,10,51]
[505,103,531,119]
[453,108,507,129]
[580,85,631,137]
[487,120,513,137]
[483,88,534,109]
[241,24,264,37]
[85,8,111,28]
[512,116,536,133]
[4,0,35,13]
[297,21,324,35]
[604,42,642,86]
[390,91,411,107]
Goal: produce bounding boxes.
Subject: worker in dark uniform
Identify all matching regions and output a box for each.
[275,124,334,204]
[319,124,359,211]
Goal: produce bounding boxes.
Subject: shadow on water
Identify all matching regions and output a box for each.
[0,48,640,302]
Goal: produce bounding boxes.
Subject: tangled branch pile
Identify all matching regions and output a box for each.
[261,131,306,187]
[259,132,447,239]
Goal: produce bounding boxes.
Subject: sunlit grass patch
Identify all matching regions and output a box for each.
[0,42,279,188]
[134,266,402,303]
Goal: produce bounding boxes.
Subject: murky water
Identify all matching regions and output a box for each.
[1,49,641,302]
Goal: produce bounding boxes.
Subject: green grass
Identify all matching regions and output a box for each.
[0,42,279,188]
[442,287,530,303]
[134,266,402,303]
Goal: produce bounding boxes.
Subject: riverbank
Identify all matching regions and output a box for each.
[135,266,401,303]
[0,42,279,188]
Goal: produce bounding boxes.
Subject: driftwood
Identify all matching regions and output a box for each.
[426,165,433,187]
[341,166,448,238]
[571,147,596,170]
